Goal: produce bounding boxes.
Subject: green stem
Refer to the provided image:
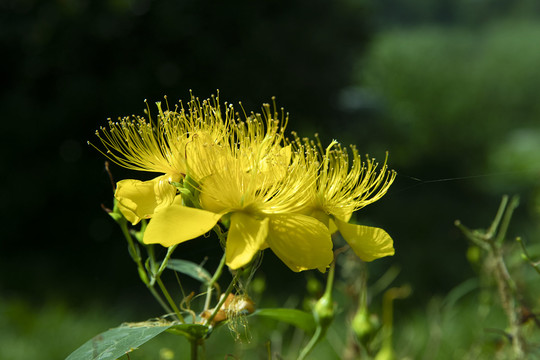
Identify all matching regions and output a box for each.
[495,195,519,247]
[146,243,158,274]
[157,277,185,323]
[297,326,324,360]
[204,253,227,311]
[204,274,238,326]
[190,338,198,360]
[457,196,524,359]
[324,263,335,298]
[486,195,508,239]
[117,220,176,316]
[156,244,179,278]
[454,220,490,250]
[146,284,174,316]
[298,262,336,360]
[490,244,523,359]
[119,221,146,282]
[517,237,540,275]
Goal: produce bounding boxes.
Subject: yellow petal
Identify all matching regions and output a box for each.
[199,175,236,214]
[143,197,222,247]
[310,209,330,227]
[328,219,339,234]
[335,219,394,261]
[115,175,177,224]
[266,214,333,272]
[226,213,269,270]
[116,201,140,225]
[309,209,340,234]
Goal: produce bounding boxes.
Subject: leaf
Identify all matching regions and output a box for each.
[251,308,316,333]
[167,323,209,339]
[166,259,212,284]
[66,322,174,360]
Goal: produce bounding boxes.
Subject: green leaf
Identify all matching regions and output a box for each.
[66,322,174,360]
[251,308,316,333]
[167,259,211,284]
[167,323,209,339]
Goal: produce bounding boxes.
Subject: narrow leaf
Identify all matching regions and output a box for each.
[166,259,211,284]
[251,308,316,333]
[66,323,174,360]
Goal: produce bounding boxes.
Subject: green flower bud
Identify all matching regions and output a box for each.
[374,344,396,360]
[352,305,379,346]
[306,275,323,296]
[466,245,481,265]
[313,290,334,327]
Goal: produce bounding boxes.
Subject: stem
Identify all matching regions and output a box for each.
[156,244,179,278]
[117,220,177,316]
[298,261,336,360]
[297,326,324,360]
[157,277,185,323]
[190,339,198,360]
[146,243,158,274]
[491,245,523,359]
[454,220,490,251]
[457,196,524,359]
[204,253,227,311]
[486,195,508,239]
[119,221,146,282]
[495,196,519,247]
[204,274,238,326]
[516,237,540,275]
[378,285,411,357]
[324,263,335,299]
[146,284,174,316]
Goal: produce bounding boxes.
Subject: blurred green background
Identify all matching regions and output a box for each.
[2,0,540,358]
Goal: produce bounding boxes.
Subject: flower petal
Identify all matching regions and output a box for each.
[199,175,236,214]
[115,175,177,224]
[266,214,333,272]
[144,197,222,247]
[226,213,269,270]
[309,210,340,234]
[335,219,394,261]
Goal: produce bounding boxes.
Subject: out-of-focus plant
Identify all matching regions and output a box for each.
[456,195,540,359]
[67,93,396,359]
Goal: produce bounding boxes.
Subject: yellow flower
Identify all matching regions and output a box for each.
[92,93,395,272]
[144,103,333,272]
[91,95,230,223]
[305,137,397,262]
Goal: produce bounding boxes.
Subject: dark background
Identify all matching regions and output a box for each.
[2,0,540,319]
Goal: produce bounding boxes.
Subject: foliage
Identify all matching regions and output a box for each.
[346,20,540,297]
[361,21,540,179]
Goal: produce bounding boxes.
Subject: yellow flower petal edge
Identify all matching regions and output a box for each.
[308,210,341,234]
[115,175,177,225]
[266,214,333,272]
[334,218,394,262]
[226,213,269,270]
[143,197,222,247]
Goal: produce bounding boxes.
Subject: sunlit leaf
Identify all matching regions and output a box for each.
[65,322,174,360]
[167,259,212,284]
[251,308,316,333]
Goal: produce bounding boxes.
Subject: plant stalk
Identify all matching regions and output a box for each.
[204,252,227,311]
[157,277,185,323]
[204,274,238,326]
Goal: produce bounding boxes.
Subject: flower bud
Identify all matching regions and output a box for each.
[374,344,396,360]
[352,305,379,346]
[313,290,334,327]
